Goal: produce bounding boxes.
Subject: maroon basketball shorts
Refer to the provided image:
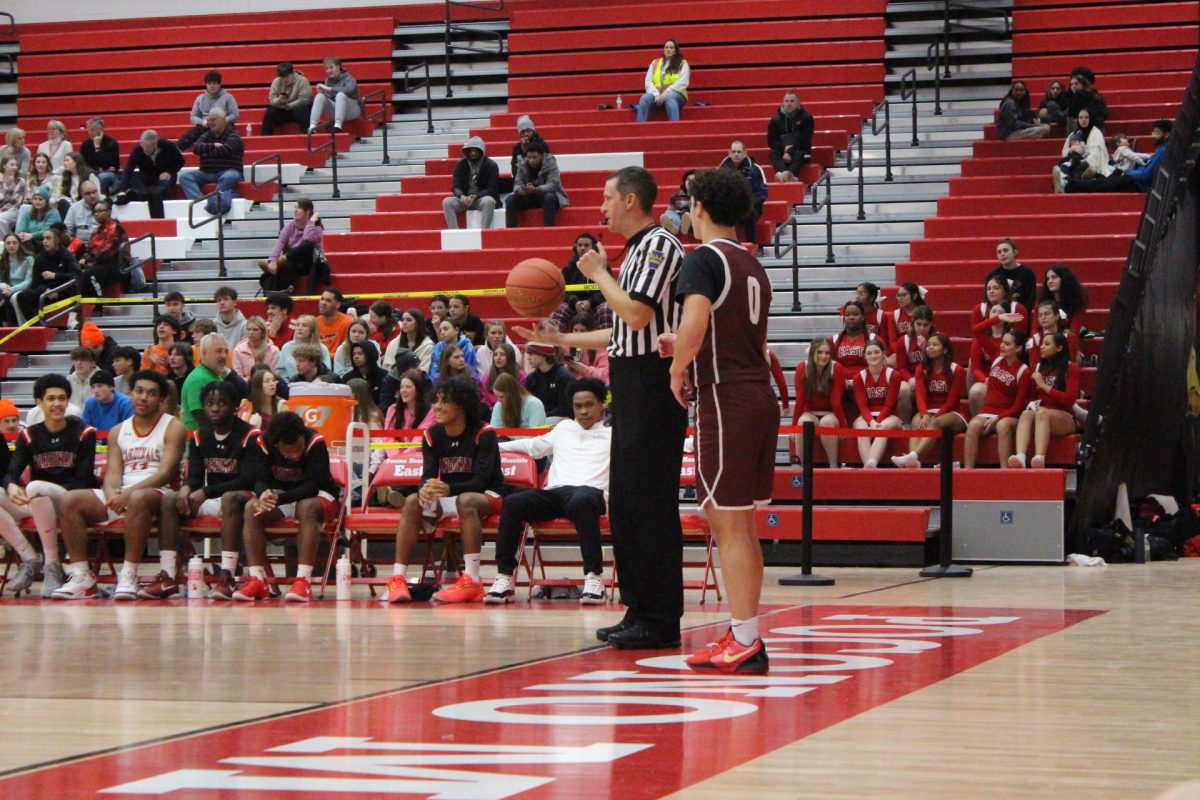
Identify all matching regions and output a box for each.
[694,380,780,510]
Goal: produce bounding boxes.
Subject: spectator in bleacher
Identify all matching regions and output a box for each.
[1,128,30,177]
[1066,119,1171,194]
[143,315,183,375]
[278,314,332,379]
[80,321,119,374]
[165,341,193,399]
[258,198,323,293]
[1037,264,1089,338]
[476,320,522,377]
[963,329,1031,469]
[384,307,434,372]
[427,294,449,332]
[430,316,479,382]
[443,136,500,230]
[262,62,313,136]
[378,350,424,425]
[1010,331,1080,469]
[340,341,387,408]
[181,332,243,431]
[20,225,79,321]
[26,153,56,197]
[112,347,139,395]
[81,370,133,434]
[265,292,296,349]
[332,318,379,375]
[37,121,71,174]
[1064,69,1107,133]
[239,365,286,432]
[565,312,610,384]
[57,153,93,218]
[767,91,814,182]
[64,181,100,243]
[76,199,128,297]
[855,282,893,343]
[66,346,99,408]
[189,318,215,360]
[434,343,482,395]
[16,186,60,253]
[1027,300,1077,367]
[505,141,567,229]
[232,315,280,379]
[0,233,32,325]
[0,156,28,237]
[309,57,362,133]
[0,400,17,434]
[851,340,903,469]
[113,131,185,220]
[791,338,847,467]
[178,71,240,150]
[717,140,768,244]
[968,303,1014,416]
[161,291,195,335]
[1037,80,1068,127]
[317,287,353,352]
[510,115,550,178]
[997,81,1050,141]
[892,334,967,469]
[447,293,485,345]
[292,343,332,383]
[482,342,523,403]
[1052,108,1110,193]
[986,238,1037,313]
[887,282,926,347]
[973,275,1027,338]
[211,285,247,349]
[80,118,120,197]
[367,301,396,348]
[1108,132,1151,172]
[659,169,696,238]
[555,233,608,322]
[635,39,689,122]
[523,344,573,421]
[180,108,244,216]
[833,300,883,376]
[379,372,434,468]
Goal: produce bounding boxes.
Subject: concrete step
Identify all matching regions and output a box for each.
[394,21,509,37]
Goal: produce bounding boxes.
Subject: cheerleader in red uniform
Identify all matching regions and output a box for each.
[964,330,1031,468]
[888,305,934,423]
[791,338,847,467]
[1010,332,1080,468]
[833,300,884,375]
[852,340,903,468]
[855,282,894,343]
[1037,263,1089,338]
[968,303,1015,416]
[888,282,926,348]
[1026,300,1077,367]
[972,275,1028,337]
[892,333,967,468]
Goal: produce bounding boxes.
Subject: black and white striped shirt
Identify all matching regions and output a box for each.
[608,225,684,359]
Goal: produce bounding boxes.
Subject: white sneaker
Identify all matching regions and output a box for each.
[580,574,606,605]
[113,573,138,601]
[890,455,910,469]
[51,570,98,600]
[483,574,515,605]
[659,212,680,236]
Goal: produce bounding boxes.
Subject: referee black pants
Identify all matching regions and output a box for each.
[608,352,688,628]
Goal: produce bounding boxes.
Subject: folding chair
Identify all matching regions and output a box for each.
[258,454,348,596]
[524,513,615,600]
[679,454,722,603]
[337,449,424,596]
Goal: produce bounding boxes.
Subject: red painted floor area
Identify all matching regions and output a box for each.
[3,604,1100,798]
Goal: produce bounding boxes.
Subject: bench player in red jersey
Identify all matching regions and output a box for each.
[662,168,777,674]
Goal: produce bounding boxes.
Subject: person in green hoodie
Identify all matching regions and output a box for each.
[766,91,814,183]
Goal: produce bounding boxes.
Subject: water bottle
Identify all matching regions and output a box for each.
[187,556,205,598]
[245,123,252,138]
[336,555,352,600]
[1135,530,1150,563]
[615,95,623,110]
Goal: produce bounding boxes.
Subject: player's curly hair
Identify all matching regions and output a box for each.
[434,375,481,428]
[687,168,752,227]
[268,411,307,447]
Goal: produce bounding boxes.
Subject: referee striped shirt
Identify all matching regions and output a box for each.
[608,225,685,359]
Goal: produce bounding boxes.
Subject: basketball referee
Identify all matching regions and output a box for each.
[517,166,688,649]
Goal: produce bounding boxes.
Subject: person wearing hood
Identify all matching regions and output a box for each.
[1052,107,1110,193]
[340,340,388,408]
[309,57,363,133]
[766,91,814,182]
[510,115,551,178]
[178,71,240,150]
[211,286,248,349]
[505,141,569,228]
[1063,69,1107,133]
[443,136,500,229]
[717,140,768,244]
[262,62,313,135]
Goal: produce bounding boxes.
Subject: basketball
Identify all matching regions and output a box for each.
[506,258,565,318]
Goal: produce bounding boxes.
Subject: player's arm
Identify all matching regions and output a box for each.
[103,421,125,498]
[669,293,713,407]
[127,418,186,492]
[498,426,556,459]
[5,434,30,501]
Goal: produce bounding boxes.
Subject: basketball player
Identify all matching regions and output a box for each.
[1,374,98,597]
[154,381,260,600]
[662,168,777,673]
[234,411,338,603]
[517,165,687,649]
[54,370,186,600]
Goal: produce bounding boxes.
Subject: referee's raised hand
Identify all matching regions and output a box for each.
[576,242,608,280]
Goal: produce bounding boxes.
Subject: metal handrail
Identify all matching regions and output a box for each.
[306,120,340,199]
[926,40,944,116]
[250,152,286,231]
[124,231,158,304]
[186,191,227,277]
[38,279,80,324]
[362,88,392,165]
[403,62,435,135]
[0,13,14,37]
[810,171,835,265]
[844,99,893,221]
[844,130,866,222]
[900,68,919,147]
[443,0,507,99]
[929,0,1010,113]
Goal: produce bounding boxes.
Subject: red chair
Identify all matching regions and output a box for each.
[523,512,615,600]
[338,449,424,595]
[679,454,722,604]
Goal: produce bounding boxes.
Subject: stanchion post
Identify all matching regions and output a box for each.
[780,421,835,586]
[920,427,972,578]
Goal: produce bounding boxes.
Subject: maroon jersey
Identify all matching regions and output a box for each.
[676,239,771,388]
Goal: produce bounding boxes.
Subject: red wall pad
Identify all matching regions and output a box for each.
[509,41,885,75]
[510,0,886,29]
[1014,2,1199,30]
[896,258,1125,286]
[508,86,882,114]
[17,83,389,117]
[490,97,875,126]
[1013,50,1198,79]
[922,212,1140,238]
[909,235,1134,260]
[507,64,885,97]
[936,193,1143,216]
[19,61,393,96]
[1013,26,1198,55]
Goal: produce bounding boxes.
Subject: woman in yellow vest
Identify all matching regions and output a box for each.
[635,40,690,122]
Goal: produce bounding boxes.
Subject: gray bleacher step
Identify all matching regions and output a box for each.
[391,60,508,79]
[886,0,1010,19]
[887,43,1012,61]
[0,85,15,98]
[393,84,509,103]
[394,21,508,37]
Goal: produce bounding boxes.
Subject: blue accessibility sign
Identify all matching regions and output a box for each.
[766,513,780,527]
[999,511,1014,524]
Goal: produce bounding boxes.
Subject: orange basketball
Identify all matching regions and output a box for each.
[506,258,565,318]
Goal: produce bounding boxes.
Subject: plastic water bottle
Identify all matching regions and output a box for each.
[187,556,205,598]
[615,95,623,110]
[336,556,352,600]
[245,123,252,138]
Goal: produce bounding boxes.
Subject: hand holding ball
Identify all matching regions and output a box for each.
[506,258,565,318]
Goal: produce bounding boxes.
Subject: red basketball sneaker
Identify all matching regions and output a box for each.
[432,574,484,604]
[285,577,313,603]
[686,629,770,674]
[383,574,411,604]
[232,575,270,602]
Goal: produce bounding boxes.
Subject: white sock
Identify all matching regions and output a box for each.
[296,564,313,580]
[120,561,138,582]
[463,553,481,581]
[731,617,759,647]
[2,527,37,561]
[393,563,408,578]
[249,565,267,580]
[159,549,177,576]
[68,561,88,577]
[221,551,238,572]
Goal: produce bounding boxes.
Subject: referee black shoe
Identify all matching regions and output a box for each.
[606,621,682,650]
[595,617,633,643]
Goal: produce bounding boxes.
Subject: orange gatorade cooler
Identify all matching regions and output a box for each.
[286,383,357,446]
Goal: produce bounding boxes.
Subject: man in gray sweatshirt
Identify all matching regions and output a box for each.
[308,57,362,133]
[178,71,240,149]
[211,286,247,348]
